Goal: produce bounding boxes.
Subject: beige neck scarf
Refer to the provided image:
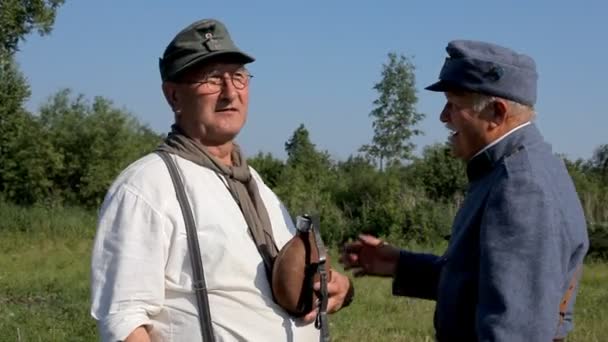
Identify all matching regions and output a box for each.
[156,125,279,278]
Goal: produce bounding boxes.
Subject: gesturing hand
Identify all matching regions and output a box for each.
[339,234,401,277]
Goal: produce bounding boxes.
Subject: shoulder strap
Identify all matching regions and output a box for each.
[312,221,330,342]
[156,151,215,342]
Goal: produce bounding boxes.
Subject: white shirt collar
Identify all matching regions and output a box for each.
[471,121,531,160]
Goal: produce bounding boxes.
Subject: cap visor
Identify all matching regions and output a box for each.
[187,50,255,67]
[425,80,450,92]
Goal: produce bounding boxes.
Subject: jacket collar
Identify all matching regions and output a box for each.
[466,122,543,181]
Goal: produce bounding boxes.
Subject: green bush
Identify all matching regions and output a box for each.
[588,223,608,260]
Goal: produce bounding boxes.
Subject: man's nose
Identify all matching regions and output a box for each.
[219,75,237,99]
[440,106,449,123]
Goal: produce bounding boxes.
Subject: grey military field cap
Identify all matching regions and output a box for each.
[426,40,538,106]
[159,18,255,81]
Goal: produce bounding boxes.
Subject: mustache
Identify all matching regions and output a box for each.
[215,98,237,111]
[215,106,237,111]
[445,124,457,132]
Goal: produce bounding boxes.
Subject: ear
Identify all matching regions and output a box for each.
[161,82,179,111]
[488,99,508,128]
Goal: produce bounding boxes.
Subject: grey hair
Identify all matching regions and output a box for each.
[470,93,536,119]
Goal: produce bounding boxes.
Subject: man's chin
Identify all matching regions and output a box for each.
[205,130,240,146]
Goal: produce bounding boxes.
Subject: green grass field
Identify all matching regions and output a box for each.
[1,228,606,342]
[1,203,606,341]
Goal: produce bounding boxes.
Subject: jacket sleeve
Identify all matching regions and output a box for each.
[90,185,169,342]
[392,250,444,300]
[476,170,566,341]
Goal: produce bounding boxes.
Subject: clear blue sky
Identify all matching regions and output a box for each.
[15,0,607,162]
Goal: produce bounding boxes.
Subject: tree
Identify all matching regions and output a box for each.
[276,124,347,244]
[360,52,425,170]
[280,124,333,194]
[247,152,285,189]
[0,0,65,56]
[284,124,331,169]
[0,0,66,204]
[589,144,608,184]
[0,106,62,205]
[0,54,64,205]
[38,89,163,207]
[405,143,467,202]
[0,57,31,184]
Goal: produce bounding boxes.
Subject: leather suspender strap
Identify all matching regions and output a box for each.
[311,218,330,342]
[156,151,215,342]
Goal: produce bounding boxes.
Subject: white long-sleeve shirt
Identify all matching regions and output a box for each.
[90,152,320,341]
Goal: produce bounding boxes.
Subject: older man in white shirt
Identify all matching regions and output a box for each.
[90,18,353,342]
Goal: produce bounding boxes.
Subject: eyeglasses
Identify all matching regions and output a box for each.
[179,70,253,94]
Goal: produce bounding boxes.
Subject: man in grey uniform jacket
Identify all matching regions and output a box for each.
[340,40,589,341]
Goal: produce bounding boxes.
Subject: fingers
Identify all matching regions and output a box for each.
[339,234,379,265]
[339,242,361,268]
[339,252,359,269]
[340,234,384,258]
[300,294,342,324]
[357,234,385,247]
[326,296,341,314]
[313,271,345,294]
[341,240,363,254]
[309,272,351,317]
[301,308,317,323]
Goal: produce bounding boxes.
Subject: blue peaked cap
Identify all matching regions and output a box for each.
[426,40,538,106]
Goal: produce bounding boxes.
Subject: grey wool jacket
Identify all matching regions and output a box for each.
[392,123,589,341]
